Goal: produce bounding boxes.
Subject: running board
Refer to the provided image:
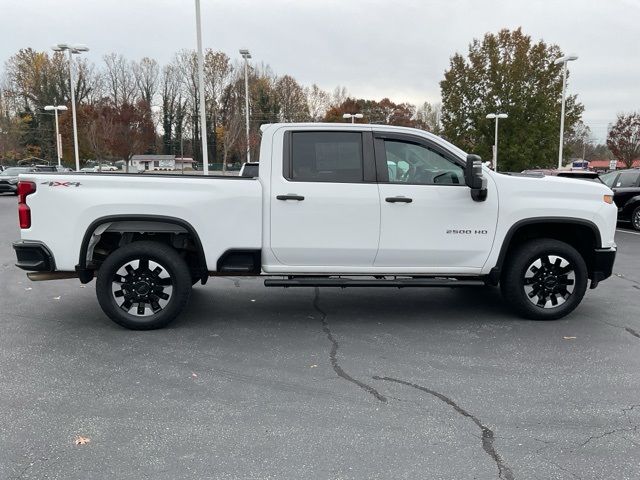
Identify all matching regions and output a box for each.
[264,277,486,288]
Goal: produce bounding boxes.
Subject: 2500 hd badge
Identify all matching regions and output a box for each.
[446,229,489,234]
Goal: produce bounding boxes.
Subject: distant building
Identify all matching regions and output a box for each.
[129,155,195,171]
[589,159,640,172]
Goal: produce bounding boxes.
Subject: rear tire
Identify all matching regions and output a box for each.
[501,239,588,320]
[631,206,640,231]
[96,241,191,330]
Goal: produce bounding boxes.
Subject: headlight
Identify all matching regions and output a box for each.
[8,177,18,184]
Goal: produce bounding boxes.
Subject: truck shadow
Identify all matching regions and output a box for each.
[175,281,512,330]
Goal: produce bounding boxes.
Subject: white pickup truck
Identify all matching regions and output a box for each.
[13,123,617,329]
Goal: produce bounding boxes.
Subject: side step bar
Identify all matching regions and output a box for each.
[264,277,486,288]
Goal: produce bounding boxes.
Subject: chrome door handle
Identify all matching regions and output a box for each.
[276,194,305,201]
[385,196,413,203]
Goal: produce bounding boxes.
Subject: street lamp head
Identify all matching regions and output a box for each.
[554,54,578,64]
[44,106,54,111]
[71,44,89,53]
[239,48,251,59]
[354,113,364,119]
[497,113,508,119]
[342,113,352,119]
[486,113,496,119]
[57,105,68,111]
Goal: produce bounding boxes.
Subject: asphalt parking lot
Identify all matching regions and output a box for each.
[1,194,639,480]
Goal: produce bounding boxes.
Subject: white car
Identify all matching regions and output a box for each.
[13,123,617,329]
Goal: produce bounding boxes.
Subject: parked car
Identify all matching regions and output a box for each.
[95,164,118,171]
[13,123,616,330]
[521,169,603,182]
[239,162,259,177]
[0,167,36,194]
[600,168,640,230]
[34,165,57,172]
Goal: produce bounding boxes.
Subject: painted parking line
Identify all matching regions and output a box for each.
[617,229,640,236]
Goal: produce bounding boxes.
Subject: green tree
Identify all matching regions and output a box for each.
[440,28,583,171]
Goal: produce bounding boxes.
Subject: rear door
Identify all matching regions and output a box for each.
[611,170,640,209]
[269,129,381,268]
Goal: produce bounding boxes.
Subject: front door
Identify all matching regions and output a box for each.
[374,133,498,271]
[269,130,380,268]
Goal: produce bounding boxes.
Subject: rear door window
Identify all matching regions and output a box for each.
[288,132,363,183]
[615,171,640,188]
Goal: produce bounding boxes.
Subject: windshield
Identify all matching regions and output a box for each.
[1,167,31,176]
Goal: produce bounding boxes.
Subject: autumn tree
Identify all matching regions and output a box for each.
[563,120,592,160]
[324,97,417,127]
[305,84,330,121]
[440,28,584,171]
[607,112,640,168]
[204,50,233,162]
[103,53,137,107]
[275,75,309,122]
[108,102,155,171]
[415,102,442,133]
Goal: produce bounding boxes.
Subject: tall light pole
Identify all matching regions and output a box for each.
[52,44,88,172]
[194,0,209,175]
[44,105,68,167]
[342,113,363,124]
[239,49,252,163]
[485,113,508,172]
[554,54,578,169]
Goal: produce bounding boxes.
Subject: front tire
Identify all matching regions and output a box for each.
[96,241,192,330]
[501,239,588,320]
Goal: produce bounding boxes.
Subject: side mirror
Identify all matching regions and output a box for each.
[465,154,488,202]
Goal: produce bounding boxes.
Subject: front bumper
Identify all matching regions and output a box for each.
[13,241,56,271]
[590,247,616,289]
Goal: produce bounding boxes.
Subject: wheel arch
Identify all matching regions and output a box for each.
[488,217,601,284]
[621,195,640,219]
[77,214,207,283]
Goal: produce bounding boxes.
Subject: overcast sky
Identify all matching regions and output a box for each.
[2,0,639,142]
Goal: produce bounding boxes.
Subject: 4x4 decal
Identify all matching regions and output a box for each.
[40,181,81,187]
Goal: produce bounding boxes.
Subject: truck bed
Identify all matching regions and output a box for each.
[18,172,263,272]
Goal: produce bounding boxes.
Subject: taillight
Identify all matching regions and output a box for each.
[17,181,36,229]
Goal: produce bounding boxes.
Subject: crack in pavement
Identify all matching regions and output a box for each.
[312,288,387,403]
[580,406,639,447]
[614,272,640,287]
[373,375,514,480]
[594,318,640,341]
[625,327,640,339]
[579,425,639,447]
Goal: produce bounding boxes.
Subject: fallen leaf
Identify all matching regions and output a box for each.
[79,285,86,289]
[309,365,318,368]
[563,336,577,340]
[74,435,90,445]
[25,287,32,291]
[53,296,61,300]
[191,372,198,378]
[250,299,256,302]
